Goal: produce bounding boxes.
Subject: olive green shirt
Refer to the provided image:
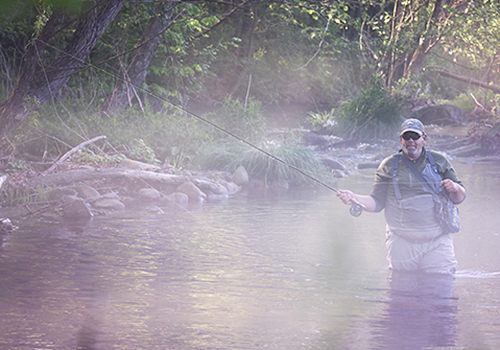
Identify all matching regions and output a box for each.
[369,147,464,212]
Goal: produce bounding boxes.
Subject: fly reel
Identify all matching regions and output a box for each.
[349,203,363,217]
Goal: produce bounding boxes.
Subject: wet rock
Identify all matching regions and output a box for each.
[0,218,16,233]
[164,192,189,205]
[320,156,346,170]
[175,182,206,202]
[195,180,228,196]
[219,180,240,195]
[232,165,249,186]
[147,206,164,214]
[92,198,125,211]
[139,188,162,200]
[332,169,347,178]
[119,158,161,171]
[205,191,229,201]
[71,185,100,202]
[63,198,93,219]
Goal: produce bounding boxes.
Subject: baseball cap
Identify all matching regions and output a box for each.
[399,118,424,136]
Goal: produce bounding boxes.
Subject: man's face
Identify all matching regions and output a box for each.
[400,131,427,159]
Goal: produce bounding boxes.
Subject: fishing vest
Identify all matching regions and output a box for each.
[385,151,445,242]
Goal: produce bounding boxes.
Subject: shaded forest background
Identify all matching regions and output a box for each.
[1,0,500,173]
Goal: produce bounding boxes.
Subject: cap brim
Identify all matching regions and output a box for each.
[400,128,423,136]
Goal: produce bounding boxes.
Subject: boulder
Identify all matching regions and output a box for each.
[164,192,189,205]
[71,185,100,202]
[413,104,468,125]
[232,165,249,186]
[319,157,346,170]
[139,188,162,200]
[175,182,206,202]
[63,198,93,219]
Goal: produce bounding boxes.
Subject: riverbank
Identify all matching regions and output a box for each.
[1,111,499,226]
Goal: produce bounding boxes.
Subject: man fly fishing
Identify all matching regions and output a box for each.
[337,118,466,274]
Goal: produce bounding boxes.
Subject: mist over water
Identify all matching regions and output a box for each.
[0,159,498,349]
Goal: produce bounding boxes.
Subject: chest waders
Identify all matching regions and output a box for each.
[384,151,457,274]
[387,151,445,242]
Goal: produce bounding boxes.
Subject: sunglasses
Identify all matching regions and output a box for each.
[401,132,421,141]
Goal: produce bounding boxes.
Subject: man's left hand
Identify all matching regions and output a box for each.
[441,179,458,193]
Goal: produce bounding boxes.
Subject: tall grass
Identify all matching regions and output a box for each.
[199,138,332,187]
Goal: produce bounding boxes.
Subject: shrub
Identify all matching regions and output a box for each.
[334,75,405,140]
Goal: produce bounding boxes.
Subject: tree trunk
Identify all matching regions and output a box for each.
[103,2,178,113]
[406,0,447,76]
[0,0,126,138]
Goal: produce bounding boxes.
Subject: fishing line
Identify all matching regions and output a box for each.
[33,38,367,217]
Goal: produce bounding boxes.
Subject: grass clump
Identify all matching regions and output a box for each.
[199,137,332,187]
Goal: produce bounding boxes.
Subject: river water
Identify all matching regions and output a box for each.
[0,158,499,350]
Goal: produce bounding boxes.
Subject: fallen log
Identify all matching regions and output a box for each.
[27,167,235,196]
[28,168,190,188]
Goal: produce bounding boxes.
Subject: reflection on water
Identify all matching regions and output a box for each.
[0,160,499,349]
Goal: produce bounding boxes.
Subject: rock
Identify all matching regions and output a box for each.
[147,206,164,214]
[164,192,189,205]
[414,104,468,125]
[0,218,16,233]
[304,132,331,146]
[63,198,93,219]
[139,188,162,200]
[175,182,206,202]
[48,187,78,201]
[205,191,229,201]
[232,165,249,186]
[319,157,346,170]
[101,191,120,199]
[92,198,125,211]
[119,158,161,171]
[219,180,240,195]
[71,185,101,202]
[195,179,228,196]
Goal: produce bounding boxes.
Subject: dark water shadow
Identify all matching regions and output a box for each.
[370,270,458,350]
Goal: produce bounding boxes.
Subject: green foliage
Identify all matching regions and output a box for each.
[1,184,52,207]
[209,97,266,144]
[129,139,160,165]
[334,75,405,140]
[307,109,336,134]
[2,160,30,174]
[70,148,124,167]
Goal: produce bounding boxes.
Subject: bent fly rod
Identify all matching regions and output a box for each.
[35,38,366,217]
